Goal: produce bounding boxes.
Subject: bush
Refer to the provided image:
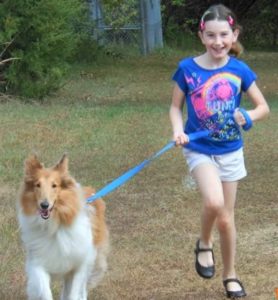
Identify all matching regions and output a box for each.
[0,0,89,98]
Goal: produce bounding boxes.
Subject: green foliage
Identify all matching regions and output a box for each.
[241,1,278,50]
[0,0,89,98]
[163,16,200,51]
[102,0,138,28]
[161,0,278,51]
[170,0,185,7]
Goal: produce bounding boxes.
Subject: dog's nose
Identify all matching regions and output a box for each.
[40,201,49,210]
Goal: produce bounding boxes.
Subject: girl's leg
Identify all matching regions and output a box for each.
[192,162,224,267]
[217,181,237,278]
[217,181,243,292]
[192,160,245,294]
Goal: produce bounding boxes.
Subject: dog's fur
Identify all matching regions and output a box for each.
[17,154,109,300]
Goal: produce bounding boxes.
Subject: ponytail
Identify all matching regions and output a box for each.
[229,40,244,57]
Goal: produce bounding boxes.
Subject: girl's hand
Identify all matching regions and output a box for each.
[233,108,249,127]
[173,132,189,146]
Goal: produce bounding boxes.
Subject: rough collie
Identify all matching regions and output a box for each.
[17,154,109,300]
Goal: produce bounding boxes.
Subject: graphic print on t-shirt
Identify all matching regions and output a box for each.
[187,72,242,141]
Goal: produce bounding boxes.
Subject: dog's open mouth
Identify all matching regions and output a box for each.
[39,208,51,220]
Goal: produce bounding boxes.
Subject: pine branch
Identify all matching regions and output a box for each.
[0,57,21,66]
[0,37,16,59]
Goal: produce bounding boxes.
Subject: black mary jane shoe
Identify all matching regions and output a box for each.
[194,239,215,279]
[223,278,247,298]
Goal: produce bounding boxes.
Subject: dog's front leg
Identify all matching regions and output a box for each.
[26,263,53,300]
[61,267,88,300]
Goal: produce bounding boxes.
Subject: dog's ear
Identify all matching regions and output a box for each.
[24,154,43,176]
[54,154,69,174]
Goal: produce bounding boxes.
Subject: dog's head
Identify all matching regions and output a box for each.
[21,154,78,221]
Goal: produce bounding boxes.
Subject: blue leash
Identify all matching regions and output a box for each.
[86,130,209,203]
[87,109,252,203]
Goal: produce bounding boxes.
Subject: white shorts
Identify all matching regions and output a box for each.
[183,148,247,182]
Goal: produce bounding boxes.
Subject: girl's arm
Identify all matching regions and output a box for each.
[234,82,270,126]
[169,83,189,145]
[246,82,270,120]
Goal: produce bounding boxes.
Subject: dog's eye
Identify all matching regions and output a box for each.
[52,183,57,188]
[36,182,41,188]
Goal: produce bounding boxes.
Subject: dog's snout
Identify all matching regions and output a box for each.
[40,201,49,210]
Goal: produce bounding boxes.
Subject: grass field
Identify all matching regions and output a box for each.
[0,49,277,299]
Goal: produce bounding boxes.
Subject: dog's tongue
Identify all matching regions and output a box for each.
[40,209,50,220]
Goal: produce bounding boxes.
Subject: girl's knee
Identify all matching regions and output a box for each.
[203,195,224,214]
[216,213,234,232]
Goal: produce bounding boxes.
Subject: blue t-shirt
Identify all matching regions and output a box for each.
[172,56,257,155]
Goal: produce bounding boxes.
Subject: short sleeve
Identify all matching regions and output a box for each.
[172,67,187,94]
[240,61,257,92]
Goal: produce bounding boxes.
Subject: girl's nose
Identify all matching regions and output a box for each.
[214,36,222,45]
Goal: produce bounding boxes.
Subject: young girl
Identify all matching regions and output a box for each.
[169,4,269,298]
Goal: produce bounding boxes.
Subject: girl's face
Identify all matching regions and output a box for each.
[199,20,239,61]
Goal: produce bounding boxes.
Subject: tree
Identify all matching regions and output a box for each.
[0,0,89,98]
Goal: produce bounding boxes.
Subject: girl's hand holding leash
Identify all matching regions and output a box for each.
[173,131,189,146]
[173,106,253,148]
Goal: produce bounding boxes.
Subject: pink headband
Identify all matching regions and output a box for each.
[199,13,235,31]
[199,10,211,31]
[227,16,234,27]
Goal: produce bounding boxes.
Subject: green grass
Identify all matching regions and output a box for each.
[0,50,278,299]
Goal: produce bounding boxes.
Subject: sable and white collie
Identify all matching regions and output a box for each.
[17,154,109,300]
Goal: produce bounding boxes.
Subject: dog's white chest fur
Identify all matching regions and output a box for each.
[19,208,96,275]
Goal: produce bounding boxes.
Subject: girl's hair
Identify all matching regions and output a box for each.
[199,4,243,57]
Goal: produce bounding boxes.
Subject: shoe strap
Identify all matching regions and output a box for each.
[195,245,215,263]
[223,278,244,288]
[196,247,213,253]
[196,240,213,252]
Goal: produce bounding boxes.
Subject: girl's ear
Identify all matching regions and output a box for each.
[198,31,205,45]
[232,28,240,42]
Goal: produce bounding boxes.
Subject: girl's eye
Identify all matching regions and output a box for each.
[52,183,57,188]
[36,182,41,188]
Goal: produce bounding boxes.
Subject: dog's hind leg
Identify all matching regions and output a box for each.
[89,249,108,288]
[26,264,53,300]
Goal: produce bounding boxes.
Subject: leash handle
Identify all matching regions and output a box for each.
[237,108,253,131]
